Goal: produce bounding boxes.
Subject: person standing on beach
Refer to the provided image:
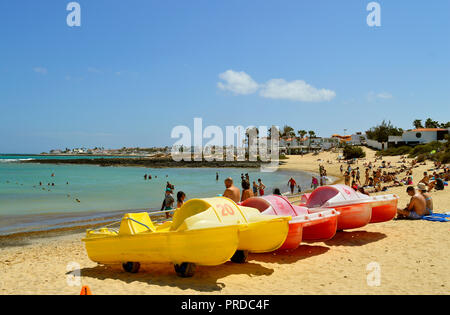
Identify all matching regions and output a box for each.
[311,176,319,190]
[161,188,175,219]
[257,179,266,196]
[288,177,297,194]
[320,174,327,186]
[241,180,254,202]
[344,172,351,186]
[356,167,361,185]
[252,181,258,196]
[177,191,186,208]
[223,177,240,203]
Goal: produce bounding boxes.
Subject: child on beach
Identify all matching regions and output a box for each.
[177,191,186,208]
[311,176,319,190]
[252,181,258,196]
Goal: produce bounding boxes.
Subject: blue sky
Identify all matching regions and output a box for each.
[0,0,449,153]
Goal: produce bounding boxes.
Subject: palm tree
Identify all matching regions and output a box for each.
[297,130,307,141]
[281,125,295,139]
[413,119,423,129]
[425,118,439,129]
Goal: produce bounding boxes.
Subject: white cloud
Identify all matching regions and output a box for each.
[217,70,336,102]
[87,67,102,74]
[376,92,393,99]
[33,67,48,75]
[368,91,393,102]
[259,79,336,102]
[217,70,259,95]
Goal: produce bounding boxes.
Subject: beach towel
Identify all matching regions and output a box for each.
[422,213,450,222]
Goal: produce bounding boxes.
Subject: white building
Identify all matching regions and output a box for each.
[350,132,367,145]
[388,128,449,147]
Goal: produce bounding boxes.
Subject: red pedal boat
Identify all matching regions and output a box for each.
[240,195,339,250]
[303,185,399,230]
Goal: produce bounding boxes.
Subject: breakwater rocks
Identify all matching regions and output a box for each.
[21,157,281,168]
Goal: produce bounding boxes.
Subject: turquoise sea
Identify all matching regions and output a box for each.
[0,155,316,235]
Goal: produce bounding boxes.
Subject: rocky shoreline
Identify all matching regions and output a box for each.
[21,157,280,168]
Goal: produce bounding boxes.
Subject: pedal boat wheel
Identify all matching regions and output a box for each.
[174,262,196,277]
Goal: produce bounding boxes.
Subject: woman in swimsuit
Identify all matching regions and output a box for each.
[417,183,433,215]
[257,179,266,196]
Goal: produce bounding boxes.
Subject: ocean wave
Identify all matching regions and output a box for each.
[0,158,35,163]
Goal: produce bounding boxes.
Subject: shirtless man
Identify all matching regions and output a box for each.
[223,177,240,203]
[397,186,427,220]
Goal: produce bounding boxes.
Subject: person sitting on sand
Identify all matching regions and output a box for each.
[419,172,430,186]
[273,188,282,195]
[223,177,240,203]
[241,180,254,202]
[397,186,427,220]
[417,183,433,215]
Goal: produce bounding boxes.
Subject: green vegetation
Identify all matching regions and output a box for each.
[376,146,413,157]
[343,145,366,160]
[376,138,450,163]
[412,118,450,129]
[366,120,403,143]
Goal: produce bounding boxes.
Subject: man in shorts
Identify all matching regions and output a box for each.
[396,186,427,220]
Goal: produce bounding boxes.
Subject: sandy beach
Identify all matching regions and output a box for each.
[1,147,449,295]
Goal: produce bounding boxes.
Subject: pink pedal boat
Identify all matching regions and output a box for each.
[240,195,339,250]
[302,185,399,230]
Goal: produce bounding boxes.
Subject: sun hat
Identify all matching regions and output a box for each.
[417,183,427,191]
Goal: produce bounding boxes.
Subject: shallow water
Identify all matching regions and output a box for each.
[0,157,316,235]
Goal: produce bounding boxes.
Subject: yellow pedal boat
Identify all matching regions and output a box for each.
[83,197,290,277]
